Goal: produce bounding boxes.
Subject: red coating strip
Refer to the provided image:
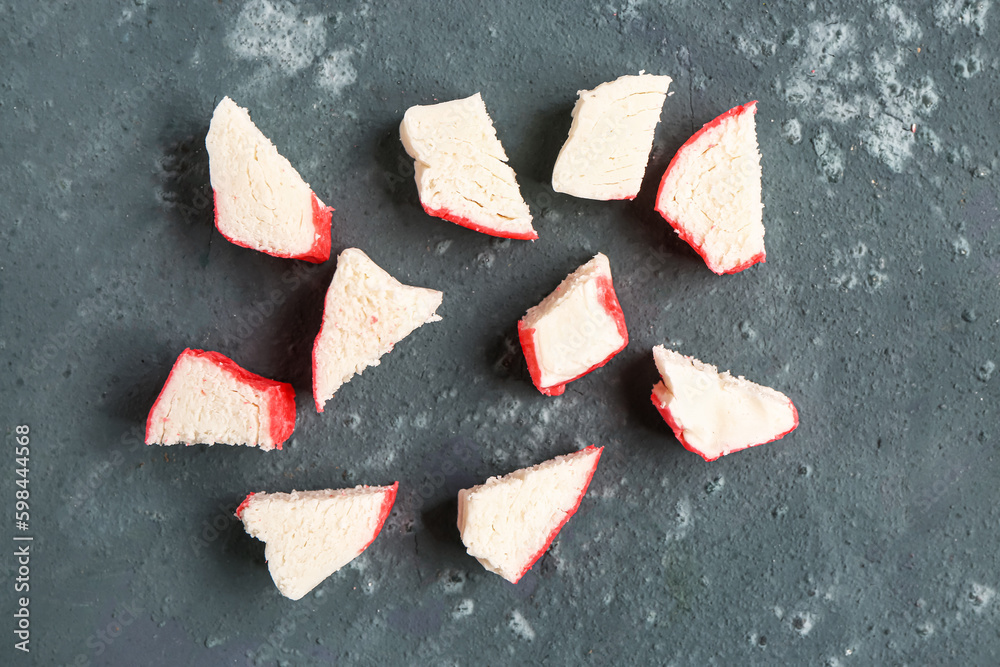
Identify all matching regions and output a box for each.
[298,193,334,264]
[234,492,256,520]
[311,285,330,413]
[423,204,538,240]
[360,482,399,554]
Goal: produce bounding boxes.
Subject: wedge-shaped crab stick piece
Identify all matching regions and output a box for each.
[400,93,536,239]
[518,253,628,396]
[457,446,602,583]
[236,484,398,600]
[206,96,333,263]
[312,248,443,412]
[650,345,798,461]
[145,348,295,450]
[552,73,672,200]
[655,101,764,274]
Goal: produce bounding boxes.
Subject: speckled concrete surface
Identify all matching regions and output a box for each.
[2,0,1000,664]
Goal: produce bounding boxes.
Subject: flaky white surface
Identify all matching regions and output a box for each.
[651,346,795,459]
[457,447,600,583]
[313,248,443,408]
[239,487,392,600]
[400,93,533,236]
[552,74,672,200]
[522,253,624,388]
[206,96,322,256]
[146,353,276,449]
[656,106,763,272]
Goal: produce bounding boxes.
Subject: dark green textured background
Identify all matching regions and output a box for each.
[2,0,999,664]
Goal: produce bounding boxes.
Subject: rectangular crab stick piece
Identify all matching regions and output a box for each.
[236,484,398,600]
[551,73,672,200]
[206,96,333,263]
[650,345,798,461]
[312,248,443,412]
[518,253,628,396]
[457,446,602,584]
[145,348,295,451]
[399,93,537,240]
[654,101,764,274]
